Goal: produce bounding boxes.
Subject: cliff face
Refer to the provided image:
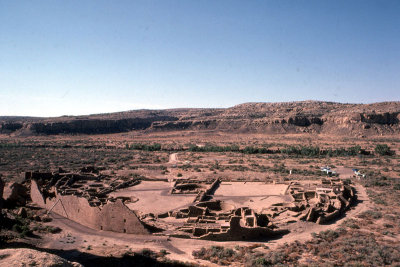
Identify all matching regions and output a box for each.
[1,101,399,136]
[360,112,399,125]
[0,122,23,133]
[30,116,178,134]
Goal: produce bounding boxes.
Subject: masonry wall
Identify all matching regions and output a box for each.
[30,180,149,234]
[199,216,288,241]
[99,200,149,234]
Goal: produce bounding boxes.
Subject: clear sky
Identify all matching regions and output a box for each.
[1,1,399,117]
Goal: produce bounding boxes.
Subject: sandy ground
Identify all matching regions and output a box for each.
[335,166,356,179]
[110,181,196,214]
[1,130,397,265]
[213,182,291,212]
[215,182,288,197]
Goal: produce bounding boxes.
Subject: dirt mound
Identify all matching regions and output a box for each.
[0,248,83,267]
[1,101,399,136]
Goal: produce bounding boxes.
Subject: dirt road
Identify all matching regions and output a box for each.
[168,153,178,164]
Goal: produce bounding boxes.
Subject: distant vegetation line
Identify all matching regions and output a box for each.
[0,141,393,157]
[125,143,395,157]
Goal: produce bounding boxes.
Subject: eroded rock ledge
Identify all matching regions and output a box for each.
[2,101,399,136]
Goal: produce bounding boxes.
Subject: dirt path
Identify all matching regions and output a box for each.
[168,153,178,164]
[335,166,356,179]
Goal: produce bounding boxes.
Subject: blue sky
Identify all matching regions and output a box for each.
[1,1,399,116]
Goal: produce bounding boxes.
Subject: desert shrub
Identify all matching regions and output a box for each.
[192,246,236,265]
[253,257,268,266]
[127,143,162,151]
[280,145,368,157]
[271,163,288,174]
[138,248,157,258]
[312,229,340,242]
[243,146,272,154]
[362,175,390,187]
[358,210,382,219]
[159,249,168,256]
[11,223,32,238]
[32,224,61,234]
[48,226,62,234]
[325,232,400,266]
[373,198,388,205]
[375,144,394,156]
[393,183,400,190]
[193,227,400,266]
[346,145,362,156]
[188,144,240,153]
[229,165,249,172]
[341,219,360,229]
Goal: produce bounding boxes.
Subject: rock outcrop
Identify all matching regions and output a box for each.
[30,116,178,134]
[0,248,83,267]
[0,122,23,133]
[360,112,399,125]
[1,101,399,136]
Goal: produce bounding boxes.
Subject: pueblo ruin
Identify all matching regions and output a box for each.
[29,166,356,241]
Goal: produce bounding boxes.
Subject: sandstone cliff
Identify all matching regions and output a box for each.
[1,101,399,136]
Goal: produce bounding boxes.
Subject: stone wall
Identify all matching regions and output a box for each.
[31,180,149,234]
[99,200,149,234]
[198,216,288,241]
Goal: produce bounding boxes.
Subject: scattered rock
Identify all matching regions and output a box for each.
[0,248,83,267]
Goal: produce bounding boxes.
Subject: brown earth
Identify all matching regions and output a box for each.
[0,248,83,267]
[1,101,400,266]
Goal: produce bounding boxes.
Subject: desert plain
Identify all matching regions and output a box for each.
[0,101,400,266]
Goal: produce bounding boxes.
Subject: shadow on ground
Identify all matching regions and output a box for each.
[0,241,191,267]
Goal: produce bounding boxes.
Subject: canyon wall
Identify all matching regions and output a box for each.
[2,101,399,136]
